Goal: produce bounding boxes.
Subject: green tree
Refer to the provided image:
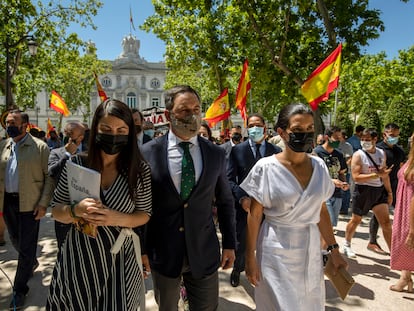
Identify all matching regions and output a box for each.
[142,0,385,130]
[0,0,104,112]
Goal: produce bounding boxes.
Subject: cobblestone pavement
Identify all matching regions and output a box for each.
[0,212,413,310]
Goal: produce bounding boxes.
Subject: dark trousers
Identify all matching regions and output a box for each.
[152,262,218,311]
[233,208,247,273]
[340,172,351,214]
[3,194,39,295]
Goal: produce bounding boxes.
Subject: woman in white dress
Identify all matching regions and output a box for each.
[242,103,348,310]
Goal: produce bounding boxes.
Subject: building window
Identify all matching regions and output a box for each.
[150,78,161,89]
[127,92,137,108]
[151,97,160,107]
[102,76,112,87]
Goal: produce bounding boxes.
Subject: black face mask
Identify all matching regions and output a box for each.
[96,133,129,155]
[286,132,314,153]
[6,126,23,138]
[231,133,242,142]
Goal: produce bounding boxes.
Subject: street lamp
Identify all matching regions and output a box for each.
[4,34,38,110]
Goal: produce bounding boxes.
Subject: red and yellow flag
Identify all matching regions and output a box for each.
[93,72,108,103]
[301,44,342,111]
[235,59,251,125]
[204,88,230,128]
[50,90,70,116]
[46,118,55,138]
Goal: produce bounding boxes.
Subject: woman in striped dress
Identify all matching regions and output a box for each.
[47,99,152,310]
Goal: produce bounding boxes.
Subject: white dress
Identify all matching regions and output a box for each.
[240,155,334,311]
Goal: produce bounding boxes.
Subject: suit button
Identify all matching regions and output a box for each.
[183,203,188,209]
[179,227,184,232]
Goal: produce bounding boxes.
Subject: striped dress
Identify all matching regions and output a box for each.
[46,157,152,311]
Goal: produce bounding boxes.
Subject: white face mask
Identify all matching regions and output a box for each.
[362,141,373,151]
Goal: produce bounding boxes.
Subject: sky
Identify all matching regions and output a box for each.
[69,0,414,62]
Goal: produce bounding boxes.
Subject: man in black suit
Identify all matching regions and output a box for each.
[131,108,152,147]
[227,113,282,287]
[48,121,86,250]
[141,85,236,311]
[220,125,243,159]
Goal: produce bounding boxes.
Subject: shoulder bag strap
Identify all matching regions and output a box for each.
[363,150,380,172]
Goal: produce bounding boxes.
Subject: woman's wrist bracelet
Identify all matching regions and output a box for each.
[69,202,79,219]
[326,243,339,252]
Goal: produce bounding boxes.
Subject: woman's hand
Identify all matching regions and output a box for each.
[78,199,119,226]
[245,254,261,286]
[330,249,348,274]
[405,231,414,251]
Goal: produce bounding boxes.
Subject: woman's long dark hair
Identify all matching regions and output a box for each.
[87,99,145,200]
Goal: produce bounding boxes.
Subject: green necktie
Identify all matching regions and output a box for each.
[179,142,195,201]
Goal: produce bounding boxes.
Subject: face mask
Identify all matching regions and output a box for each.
[170,113,201,139]
[286,132,314,153]
[135,125,142,134]
[328,140,340,149]
[361,141,373,151]
[247,126,264,143]
[386,136,399,145]
[96,133,129,155]
[144,129,155,139]
[63,136,69,145]
[231,133,242,143]
[6,126,23,138]
[199,134,209,140]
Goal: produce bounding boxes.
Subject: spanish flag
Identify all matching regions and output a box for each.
[46,118,55,138]
[50,90,70,116]
[235,59,251,125]
[204,88,230,127]
[301,44,342,111]
[93,72,108,103]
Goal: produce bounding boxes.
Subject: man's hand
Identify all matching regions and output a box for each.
[33,205,47,220]
[141,254,151,279]
[64,138,78,155]
[220,249,235,270]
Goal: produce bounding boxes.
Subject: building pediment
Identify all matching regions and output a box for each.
[112,59,149,71]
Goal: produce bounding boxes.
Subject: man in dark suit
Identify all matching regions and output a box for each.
[48,121,86,250]
[227,113,282,287]
[131,108,152,147]
[141,85,236,311]
[220,125,243,160]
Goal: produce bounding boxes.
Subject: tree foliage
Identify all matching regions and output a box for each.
[339,45,414,149]
[142,0,385,128]
[0,0,109,118]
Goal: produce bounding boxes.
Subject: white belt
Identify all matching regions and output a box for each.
[110,228,146,310]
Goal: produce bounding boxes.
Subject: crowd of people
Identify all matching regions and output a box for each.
[0,85,413,310]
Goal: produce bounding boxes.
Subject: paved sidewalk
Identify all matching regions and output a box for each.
[0,212,413,310]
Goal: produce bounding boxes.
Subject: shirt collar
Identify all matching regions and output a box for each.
[10,133,29,147]
[168,130,199,148]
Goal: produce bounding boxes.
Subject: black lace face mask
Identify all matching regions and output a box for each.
[95,133,129,155]
[286,132,314,153]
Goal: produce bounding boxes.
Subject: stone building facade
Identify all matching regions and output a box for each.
[14,35,166,134]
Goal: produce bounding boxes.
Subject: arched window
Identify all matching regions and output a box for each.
[102,77,112,87]
[126,92,137,108]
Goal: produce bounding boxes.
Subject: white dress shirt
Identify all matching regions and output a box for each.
[167,131,202,194]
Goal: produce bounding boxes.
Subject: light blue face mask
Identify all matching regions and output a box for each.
[247,126,264,142]
[386,136,399,145]
[144,129,155,139]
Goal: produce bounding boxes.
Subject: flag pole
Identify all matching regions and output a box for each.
[249,90,253,115]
